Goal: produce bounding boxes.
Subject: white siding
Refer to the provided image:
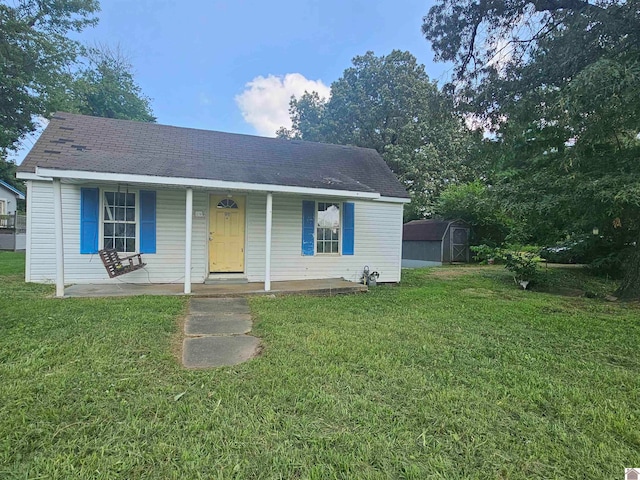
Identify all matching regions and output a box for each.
[28,181,55,282]
[245,194,403,283]
[28,181,207,284]
[27,183,404,284]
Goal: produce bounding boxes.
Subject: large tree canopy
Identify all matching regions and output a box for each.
[68,46,156,122]
[278,50,483,219]
[1,2,156,187]
[423,0,640,297]
[0,0,99,153]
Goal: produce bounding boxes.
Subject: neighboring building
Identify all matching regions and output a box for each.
[0,179,24,216]
[0,180,26,251]
[402,219,470,268]
[17,112,410,296]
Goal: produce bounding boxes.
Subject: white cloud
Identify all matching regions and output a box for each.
[235,73,330,137]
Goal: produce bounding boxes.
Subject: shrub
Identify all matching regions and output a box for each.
[471,245,540,289]
[470,244,499,263]
[502,251,540,290]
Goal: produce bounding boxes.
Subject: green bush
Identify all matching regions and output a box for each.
[502,251,540,289]
[470,244,499,263]
[471,245,540,289]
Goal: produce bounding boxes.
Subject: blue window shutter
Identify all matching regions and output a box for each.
[302,200,315,256]
[139,190,156,254]
[80,188,99,254]
[342,202,355,255]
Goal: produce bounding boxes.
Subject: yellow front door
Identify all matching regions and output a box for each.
[209,195,245,272]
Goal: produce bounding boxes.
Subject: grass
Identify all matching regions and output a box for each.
[0,252,639,478]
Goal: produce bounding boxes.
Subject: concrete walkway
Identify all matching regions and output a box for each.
[182,298,261,368]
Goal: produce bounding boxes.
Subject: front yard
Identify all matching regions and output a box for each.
[0,251,638,478]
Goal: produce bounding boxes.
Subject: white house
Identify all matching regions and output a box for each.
[0,179,24,216]
[17,112,410,297]
[0,180,26,251]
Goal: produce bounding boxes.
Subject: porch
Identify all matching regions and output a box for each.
[0,213,26,251]
[63,277,367,298]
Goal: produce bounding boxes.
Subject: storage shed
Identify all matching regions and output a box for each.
[402,219,470,267]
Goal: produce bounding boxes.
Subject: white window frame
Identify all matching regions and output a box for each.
[0,199,6,215]
[99,188,140,253]
[315,201,342,255]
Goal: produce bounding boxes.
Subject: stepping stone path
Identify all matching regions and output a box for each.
[182,298,261,368]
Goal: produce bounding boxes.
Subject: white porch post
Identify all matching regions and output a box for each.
[265,192,273,292]
[52,178,65,297]
[184,187,193,294]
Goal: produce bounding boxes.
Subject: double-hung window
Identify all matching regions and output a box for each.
[316,202,340,254]
[81,188,155,255]
[302,199,353,256]
[103,191,137,253]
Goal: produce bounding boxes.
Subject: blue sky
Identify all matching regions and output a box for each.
[12,0,449,162]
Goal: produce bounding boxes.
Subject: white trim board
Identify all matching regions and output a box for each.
[18,170,411,203]
[28,168,393,201]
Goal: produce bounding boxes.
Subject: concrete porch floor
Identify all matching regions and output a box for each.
[63,278,367,298]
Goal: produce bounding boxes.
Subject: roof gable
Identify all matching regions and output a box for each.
[18,113,409,199]
[0,180,25,199]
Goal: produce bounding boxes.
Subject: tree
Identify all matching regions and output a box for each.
[436,181,511,247]
[1,3,155,189]
[423,1,640,298]
[68,45,156,122]
[0,152,19,188]
[278,50,483,219]
[0,0,99,153]
[1,0,99,191]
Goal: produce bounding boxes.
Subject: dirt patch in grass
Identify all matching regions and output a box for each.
[170,301,190,365]
[535,286,586,297]
[427,265,497,279]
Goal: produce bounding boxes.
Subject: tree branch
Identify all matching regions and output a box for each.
[459,16,483,79]
[531,0,592,12]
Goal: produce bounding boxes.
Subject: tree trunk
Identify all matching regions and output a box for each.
[616,234,640,300]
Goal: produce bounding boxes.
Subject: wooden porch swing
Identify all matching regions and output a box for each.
[98,248,146,278]
[97,185,146,278]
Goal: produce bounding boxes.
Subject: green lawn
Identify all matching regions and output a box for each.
[0,251,638,479]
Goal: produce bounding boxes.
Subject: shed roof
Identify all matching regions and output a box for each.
[18,112,409,199]
[403,219,468,241]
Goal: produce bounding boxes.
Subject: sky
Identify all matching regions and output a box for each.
[11,0,451,163]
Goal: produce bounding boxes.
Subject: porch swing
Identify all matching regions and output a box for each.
[98,186,146,278]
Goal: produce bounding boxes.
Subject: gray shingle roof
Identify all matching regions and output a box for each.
[18,112,409,198]
[403,219,468,241]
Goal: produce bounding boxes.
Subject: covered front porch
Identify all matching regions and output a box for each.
[62,277,368,298]
[32,167,385,298]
